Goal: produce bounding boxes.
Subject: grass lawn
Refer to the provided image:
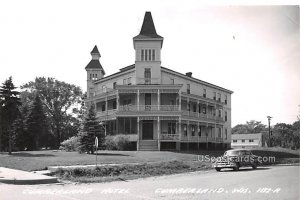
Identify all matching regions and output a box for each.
[0,150,223,171]
[0,147,299,173]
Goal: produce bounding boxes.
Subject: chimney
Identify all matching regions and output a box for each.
[186,72,192,77]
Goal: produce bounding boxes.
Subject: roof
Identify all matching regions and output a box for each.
[94,64,135,83]
[161,66,233,94]
[231,133,262,140]
[133,12,163,39]
[91,45,100,54]
[85,60,105,74]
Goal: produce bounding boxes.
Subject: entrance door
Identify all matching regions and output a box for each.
[142,120,153,140]
[145,93,151,111]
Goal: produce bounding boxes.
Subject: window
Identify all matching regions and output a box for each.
[225,129,227,139]
[90,74,92,79]
[184,125,187,136]
[191,125,195,136]
[225,111,228,121]
[127,77,131,85]
[141,50,144,61]
[113,100,117,109]
[102,85,107,93]
[213,92,216,100]
[233,140,237,143]
[225,95,228,104]
[113,82,117,89]
[218,128,222,138]
[148,49,151,61]
[242,139,245,143]
[193,104,197,112]
[102,104,105,111]
[144,68,151,84]
[203,89,206,98]
[152,49,155,60]
[249,139,254,142]
[198,104,201,113]
[187,103,190,111]
[123,79,126,85]
[218,93,221,102]
[198,126,202,137]
[187,84,190,94]
[218,109,221,117]
[170,78,174,85]
[203,107,206,114]
[145,49,148,61]
[168,122,176,135]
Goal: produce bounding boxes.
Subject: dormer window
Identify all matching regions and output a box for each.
[152,50,155,60]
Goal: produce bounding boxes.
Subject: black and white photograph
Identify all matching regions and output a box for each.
[0,0,299,199]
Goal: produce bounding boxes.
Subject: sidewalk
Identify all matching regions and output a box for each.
[0,167,58,184]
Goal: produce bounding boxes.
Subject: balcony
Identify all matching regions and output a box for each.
[160,134,179,141]
[118,105,179,112]
[136,77,160,85]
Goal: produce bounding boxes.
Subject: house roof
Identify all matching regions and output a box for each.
[133,12,163,39]
[161,66,233,94]
[231,133,262,140]
[85,60,104,72]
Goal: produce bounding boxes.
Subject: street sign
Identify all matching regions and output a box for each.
[95,137,98,148]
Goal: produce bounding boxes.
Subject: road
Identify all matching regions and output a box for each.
[0,165,299,200]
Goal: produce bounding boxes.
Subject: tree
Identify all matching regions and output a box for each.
[292,120,300,149]
[232,120,266,134]
[21,77,82,148]
[0,77,21,154]
[26,94,48,150]
[78,104,104,154]
[272,123,293,148]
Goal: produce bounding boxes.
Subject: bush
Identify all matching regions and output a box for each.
[104,135,131,151]
[59,136,80,152]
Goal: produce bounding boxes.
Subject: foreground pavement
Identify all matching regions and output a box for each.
[0,165,299,200]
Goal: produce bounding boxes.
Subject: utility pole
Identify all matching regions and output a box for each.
[267,116,272,147]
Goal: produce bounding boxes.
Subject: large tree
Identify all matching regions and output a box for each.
[21,77,82,148]
[78,104,104,154]
[0,77,21,154]
[232,120,266,134]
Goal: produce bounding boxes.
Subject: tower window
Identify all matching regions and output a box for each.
[144,68,151,84]
[141,50,144,61]
[145,49,148,61]
[148,50,151,61]
[152,49,155,60]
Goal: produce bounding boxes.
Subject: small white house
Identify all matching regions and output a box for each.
[231,133,266,149]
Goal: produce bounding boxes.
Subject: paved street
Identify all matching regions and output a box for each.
[0,165,299,200]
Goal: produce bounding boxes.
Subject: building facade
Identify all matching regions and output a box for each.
[85,12,233,151]
[231,133,266,149]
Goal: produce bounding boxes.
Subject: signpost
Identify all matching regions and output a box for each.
[95,137,98,167]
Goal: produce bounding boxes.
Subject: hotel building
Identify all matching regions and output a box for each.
[85,12,233,151]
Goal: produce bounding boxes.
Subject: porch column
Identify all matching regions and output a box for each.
[177,118,181,151]
[137,117,140,151]
[179,92,181,111]
[206,102,209,118]
[206,123,209,150]
[105,97,108,112]
[116,91,120,110]
[157,117,160,151]
[158,89,160,111]
[197,121,200,150]
[187,121,190,150]
[137,90,140,111]
[214,104,217,120]
[187,97,189,112]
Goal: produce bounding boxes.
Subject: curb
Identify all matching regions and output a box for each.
[0,177,58,185]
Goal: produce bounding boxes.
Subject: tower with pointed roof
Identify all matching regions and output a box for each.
[133,12,163,84]
[85,45,105,98]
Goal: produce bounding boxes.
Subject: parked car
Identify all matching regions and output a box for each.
[213,149,259,172]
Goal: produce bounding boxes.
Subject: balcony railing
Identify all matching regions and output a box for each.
[118,105,179,112]
[160,134,179,140]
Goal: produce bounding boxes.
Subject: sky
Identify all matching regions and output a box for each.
[0,0,299,126]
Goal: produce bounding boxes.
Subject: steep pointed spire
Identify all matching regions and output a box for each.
[134,12,163,39]
[85,45,105,75]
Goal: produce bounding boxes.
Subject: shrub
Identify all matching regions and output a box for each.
[104,135,131,151]
[59,136,80,152]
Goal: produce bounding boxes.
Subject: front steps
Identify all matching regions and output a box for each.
[139,140,158,151]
